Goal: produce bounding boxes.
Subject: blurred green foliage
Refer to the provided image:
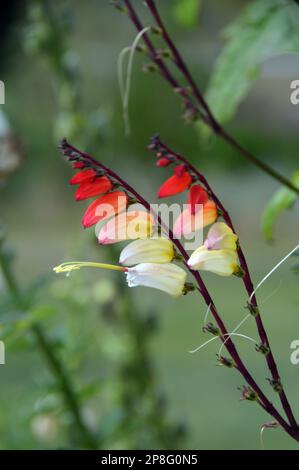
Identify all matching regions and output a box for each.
[0,0,299,451]
[0,0,184,450]
[173,0,202,29]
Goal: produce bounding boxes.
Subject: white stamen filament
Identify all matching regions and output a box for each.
[189,332,256,355]
[249,244,299,302]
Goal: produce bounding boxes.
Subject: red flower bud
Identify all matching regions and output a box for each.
[174,164,186,178]
[158,171,192,198]
[70,169,97,185]
[72,162,85,169]
[75,176,112,201]
[188,185,209,215]
[82,191,128,228]
[156,157,171,167]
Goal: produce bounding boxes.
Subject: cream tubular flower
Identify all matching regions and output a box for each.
[119,238,174,266]
[188,246,238,276]
[98,210,154,244]
[125,262,187,297]
[188,222,239,276]
[204,222,238,251]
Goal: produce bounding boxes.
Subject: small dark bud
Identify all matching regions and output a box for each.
[217,355,235,368]
[239,385,258,402]
[156,48,172,59]
[142,63,158,73]
[202,322,220,336]
[233,266,244,278]
[255,342,270,355]
[148,134,161,151]
[174,86,191,97]
[173,252,184,262]
[182,106,199,124]
[151,26,163,35]
[246,302,259,317]
[136,44,147,53]
[128,197,138,205]
[267,378,283,393]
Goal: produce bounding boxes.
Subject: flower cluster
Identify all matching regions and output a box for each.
[155,152,239,277]
[54,140,241,296]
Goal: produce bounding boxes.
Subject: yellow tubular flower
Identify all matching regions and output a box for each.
[98,210,154,245]
[204,222,238,251]
[119,238,174,266]
[188,247,239,276]
[188,222,239,276]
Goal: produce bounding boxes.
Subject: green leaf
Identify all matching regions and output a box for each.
[203,0,299,128]
[174,0,202,28]
[261,170,299,242]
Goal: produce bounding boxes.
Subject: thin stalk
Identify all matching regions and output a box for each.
[59,139,299,441]
[122,0,299,195]
[0,249,98,449]
[153,137,298,430]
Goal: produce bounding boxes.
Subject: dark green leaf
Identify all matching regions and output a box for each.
[203,0,299,128]
[173,0,202,28]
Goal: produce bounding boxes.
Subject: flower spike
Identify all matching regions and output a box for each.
[75,176,113,201]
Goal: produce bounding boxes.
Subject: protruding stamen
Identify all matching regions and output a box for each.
[53,261,127,274]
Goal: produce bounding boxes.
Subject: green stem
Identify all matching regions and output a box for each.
[0,249,98,449]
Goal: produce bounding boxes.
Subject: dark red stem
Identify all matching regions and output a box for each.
[122,0,299,195]
[153,137,298,430]
[59,138,299,442]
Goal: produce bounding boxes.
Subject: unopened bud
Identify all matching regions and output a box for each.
[182,283,196,295]
[110,1,127,13]
[255,342,270,355]
[239,385,258,402]
[267,378,283,393]
[246,302,259,317]
[217,355,235,368]
[151,26,163,35]
[142,63,158,73]
[233,266,244,278]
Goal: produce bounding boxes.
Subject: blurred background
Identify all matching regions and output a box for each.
[0,0,299,450]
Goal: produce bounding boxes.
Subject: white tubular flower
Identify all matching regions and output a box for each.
[188,222,239,276]
[119,238,174,266]
[125,263,187,297]
[188,247,238,276]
